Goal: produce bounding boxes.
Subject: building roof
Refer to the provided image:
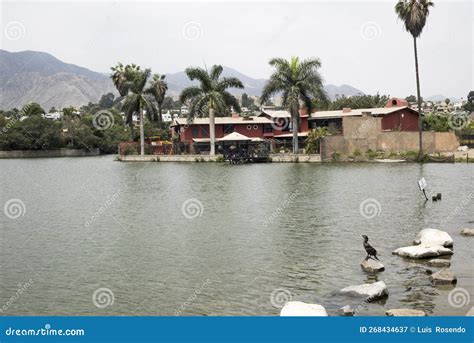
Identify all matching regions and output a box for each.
[310,106,417,119]
[259,109,309,118]
[274,132,309,138]
[218,132,252,141]
[172,116,272,126]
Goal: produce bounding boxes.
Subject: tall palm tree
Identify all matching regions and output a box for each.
[395,0,434,156]
[260,57,327,154]
[147,74,168,125]
[121,66,158,155]
[179,65,243,155]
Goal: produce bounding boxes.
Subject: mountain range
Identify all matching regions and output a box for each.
[0,49,459,110]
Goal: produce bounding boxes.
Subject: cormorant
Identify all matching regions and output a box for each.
[362,235,380,261]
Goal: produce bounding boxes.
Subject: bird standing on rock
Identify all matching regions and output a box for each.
[362,235,380,261]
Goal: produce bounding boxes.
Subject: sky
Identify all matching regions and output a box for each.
[0,0,472,99]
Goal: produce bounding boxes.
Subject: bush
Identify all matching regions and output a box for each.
[123,145,138,155]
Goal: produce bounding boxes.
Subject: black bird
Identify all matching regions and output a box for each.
[362,235,380,261]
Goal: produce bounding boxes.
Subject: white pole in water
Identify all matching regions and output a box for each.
[418,177,428,201]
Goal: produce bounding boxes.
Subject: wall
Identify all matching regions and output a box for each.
[320,116,459,160]
[0,149,100,158]
[381,109,419,131]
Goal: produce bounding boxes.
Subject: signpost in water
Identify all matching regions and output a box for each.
[418,177,428,201]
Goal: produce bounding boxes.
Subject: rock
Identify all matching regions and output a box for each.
[340,305,355,316]
[392,245,453,259]
[413,228,453,247]
[431,268,457,285]
[386,309,426,316]
[466,307,474,316]
[340,281,388,300]
[427,259,451,267]
[460,228,474,236]
[280,301,328,316]
[361,259,385,272]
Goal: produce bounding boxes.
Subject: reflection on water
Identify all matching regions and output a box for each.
[0,157,473,316]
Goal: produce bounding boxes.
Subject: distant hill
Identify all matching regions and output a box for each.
[425,94,461,103]
[165,67,365,100]
[0,49,366,109]
[0,50,116,110]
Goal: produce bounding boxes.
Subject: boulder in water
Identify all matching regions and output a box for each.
[280,301,328,316]
[340,281,388,300]
[413,228,453,247]
[427,259,451,267]
[361,259,385,273]
[460,228,474,236]
[392,245,453,259]
[431,268,457,285]
[386,309,426,316]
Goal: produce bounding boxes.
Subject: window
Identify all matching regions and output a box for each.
[192,127,199,137]
[224,124,234,134]
[263,124,273,133]
[201,127,209,138]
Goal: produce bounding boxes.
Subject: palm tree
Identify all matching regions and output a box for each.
[147,74,168,125]
[260,57,327,154]
[179,65,243,155]
[121,66,158,155]
[395,0,434,156]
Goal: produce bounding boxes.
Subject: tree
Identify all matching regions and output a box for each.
[99,93,115,109]
[120,67,158,155]
[260,56,327,153]
[464,91,474,112]
[327,94,389,110]
[445,98,450,105]
[147,74,168,125]
[405,95,417,103]
[305,127,329,154]
[395,0,434,156]
[20,103,45,117]
[179,65,243,155]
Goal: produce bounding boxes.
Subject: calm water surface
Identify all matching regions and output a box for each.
[0,157,473,316]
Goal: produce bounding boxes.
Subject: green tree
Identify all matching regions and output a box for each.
[20,103,45,117]
[99,92,115,109]
[147,74,168,125]
[260,56,327,153]
[179,65,243,155]
[463,91,473,112]
[328,94,389,110]
[395,0,434,156]
[305,127,329,154]
[122,67,158,155]
[405,95,417,103]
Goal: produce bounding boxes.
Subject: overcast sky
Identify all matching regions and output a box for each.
[0,0,472,98]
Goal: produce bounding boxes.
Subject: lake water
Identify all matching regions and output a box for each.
[0,157,473,316]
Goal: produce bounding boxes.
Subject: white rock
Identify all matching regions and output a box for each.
[431,269,457,285]
[414,228,453,247]
[460,228,474,236]
[340,281,388,300]
[386,309,426,316]
[392,245,453,259]
[361,259,385,272]
[340,305,355,316]
[427,259,451,267]
[280,301,328,316]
